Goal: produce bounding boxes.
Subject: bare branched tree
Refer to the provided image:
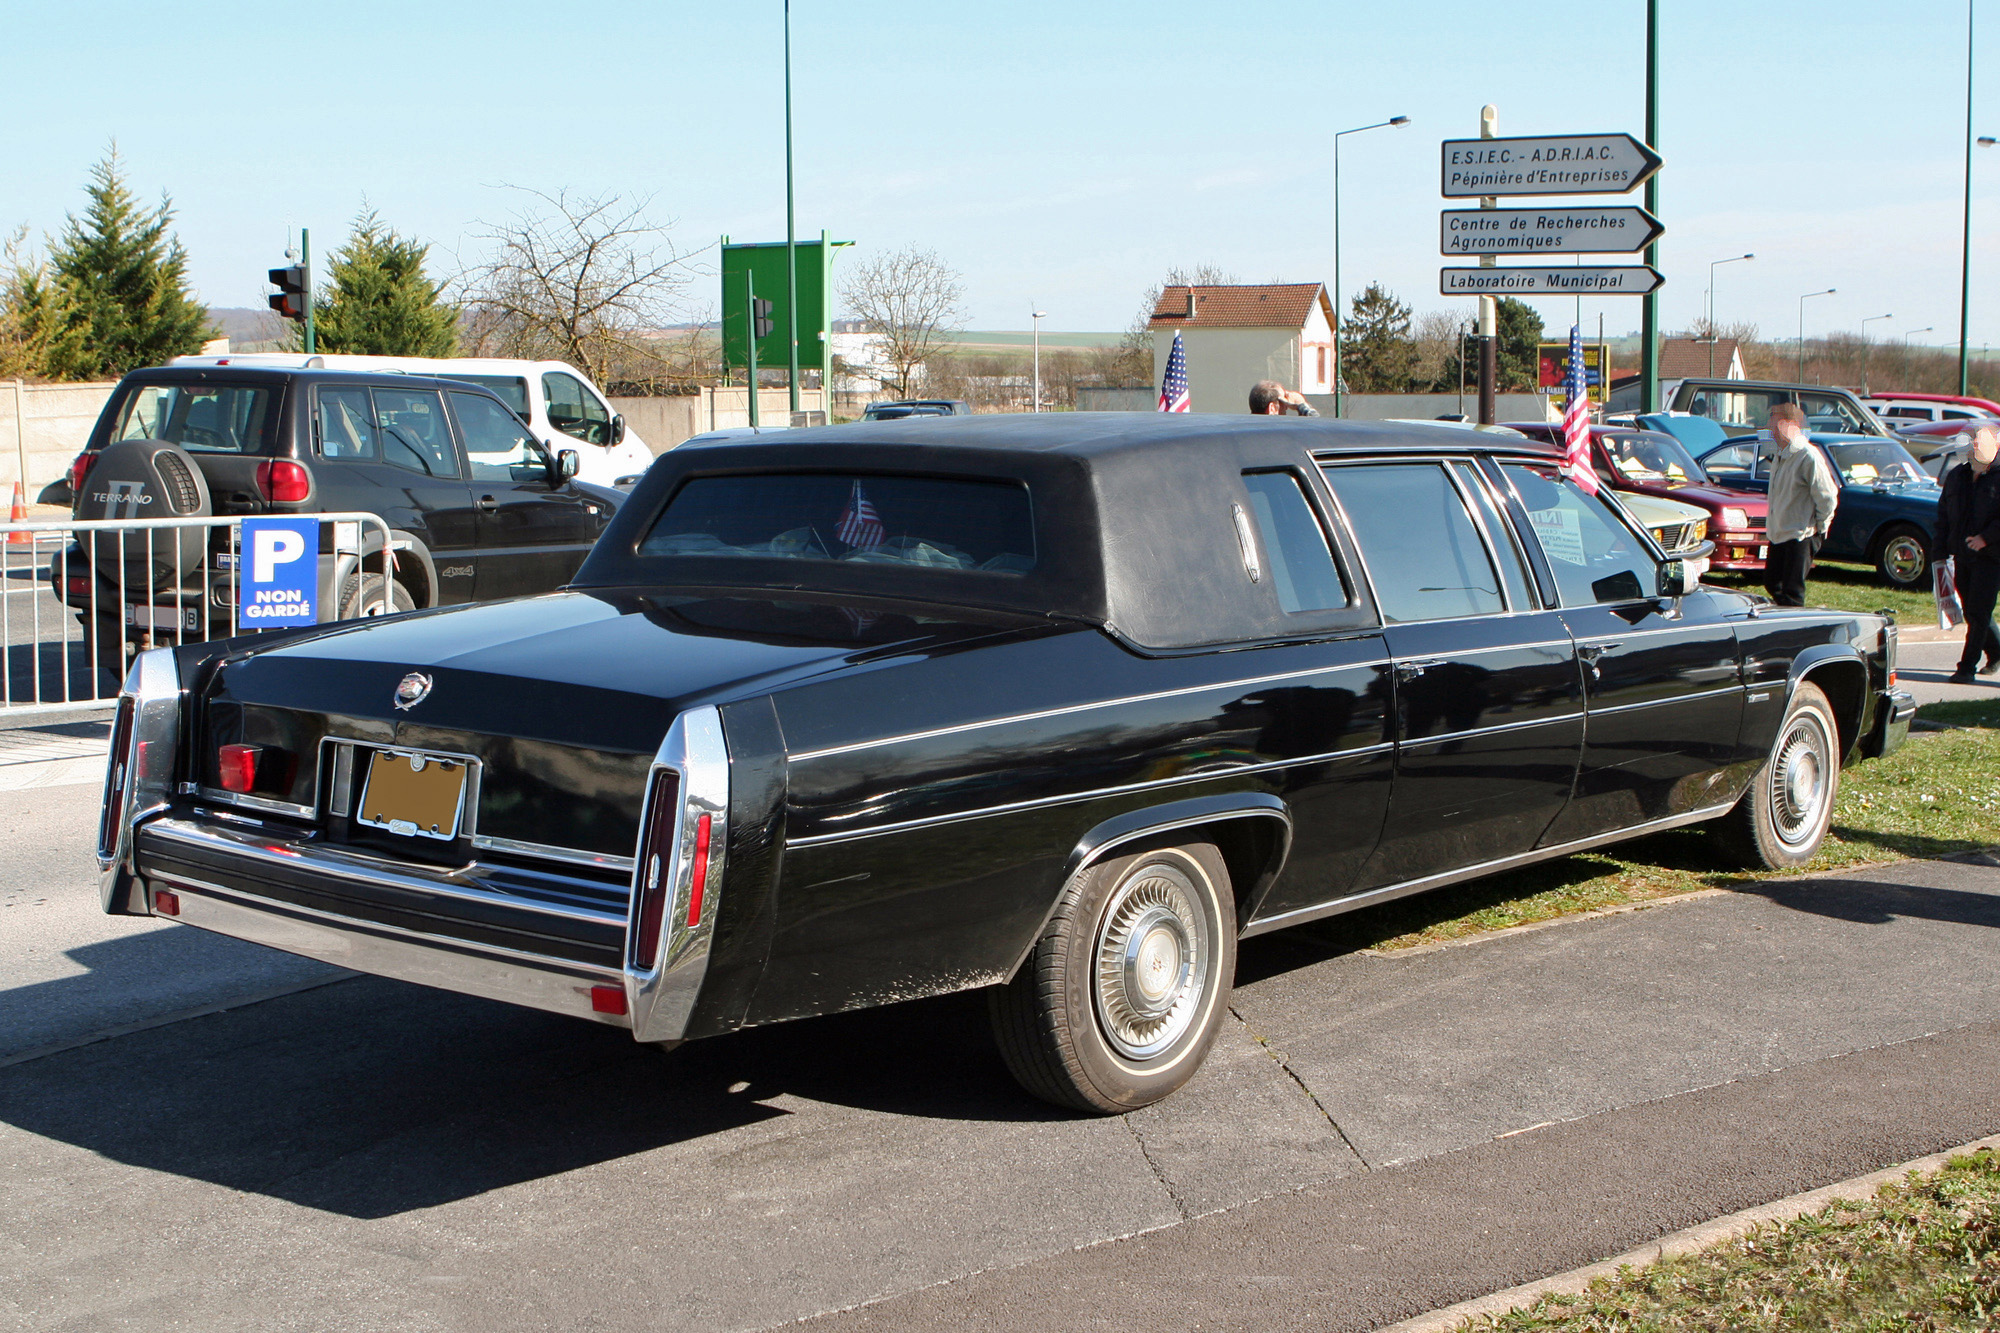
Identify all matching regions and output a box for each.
[840,246,966,399]
[1409,310,1467,393]
[458,186,699,384]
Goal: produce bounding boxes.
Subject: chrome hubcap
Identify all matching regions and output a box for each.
[1883,537,1925,583]
[1094,863,1209,1061]
[1770,712,1832,847]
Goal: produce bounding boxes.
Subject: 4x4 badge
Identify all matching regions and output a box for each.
[393,672,433,710]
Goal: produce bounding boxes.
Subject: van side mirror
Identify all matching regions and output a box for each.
[554,449,580,482]
[611,414,627,445]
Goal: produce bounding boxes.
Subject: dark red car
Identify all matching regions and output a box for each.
[1504,423,1771,573]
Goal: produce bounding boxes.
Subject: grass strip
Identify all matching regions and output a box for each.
[1467,1148,2000,1331]
[1707,561,1934,627]
[1919,697,2000,730]
[1277,727,2000,956]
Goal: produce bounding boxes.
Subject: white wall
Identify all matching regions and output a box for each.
[0,381,117,501]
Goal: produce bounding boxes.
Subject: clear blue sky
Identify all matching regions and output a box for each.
[4,0,1990,347]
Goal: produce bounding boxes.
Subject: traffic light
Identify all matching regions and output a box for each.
[267,265,308,322]
[752,298,774,340]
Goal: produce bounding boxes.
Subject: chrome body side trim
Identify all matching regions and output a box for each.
[98,648,181,911]
[151,872,628,1026]
[787,663,1389,762]
[626,706,729,1044]
[139,818,627,929]
[197,787,317,820]
[1584,683,1746,718]
[472,833,637,874]
[786,740,1395,849]
[1241,799,1736,937]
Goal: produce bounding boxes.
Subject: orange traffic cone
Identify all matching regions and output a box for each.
[5,482,30,545]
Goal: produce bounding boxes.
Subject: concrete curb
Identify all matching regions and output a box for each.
[1376,1132,2000,1333]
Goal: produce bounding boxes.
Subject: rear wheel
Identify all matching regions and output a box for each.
[989,840,1235,1113]
[1712,681,1839,869]
[337,571,414,620]
[1873,524,1931,589]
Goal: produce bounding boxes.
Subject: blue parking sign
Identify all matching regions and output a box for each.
[239,517,318,627]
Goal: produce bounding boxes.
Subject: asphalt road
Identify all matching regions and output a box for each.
[4,755,1999,1332]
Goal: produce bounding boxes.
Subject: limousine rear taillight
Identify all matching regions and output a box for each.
[630,768,682,970]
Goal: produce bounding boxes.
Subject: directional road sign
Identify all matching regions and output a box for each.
[1441,206,1665,256]
[1439,266,1665,297]
[1440,133,1663,198]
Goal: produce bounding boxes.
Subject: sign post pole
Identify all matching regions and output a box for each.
[1640,0,1660,413]
[745,270,761,430]
[1477,106,1498,425]
[301,228,315,356]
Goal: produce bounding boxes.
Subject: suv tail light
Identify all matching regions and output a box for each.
[630,769,682,970]
[68,453,92,496]
[255,459,311,503]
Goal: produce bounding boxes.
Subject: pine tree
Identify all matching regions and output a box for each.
[32,147,210,380]
[1495,297,1545,391]
[313,211,457,356]
[1339,283,1416,393]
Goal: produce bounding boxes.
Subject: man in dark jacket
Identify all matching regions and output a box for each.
[1934,424,2000,683]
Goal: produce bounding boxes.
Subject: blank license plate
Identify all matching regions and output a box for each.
[126,603,200,632]
[357,750,468,841]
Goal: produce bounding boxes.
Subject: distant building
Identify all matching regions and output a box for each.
[1660,335,1745,381]
[1148,283,1336,413]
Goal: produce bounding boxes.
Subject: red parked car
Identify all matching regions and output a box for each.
[1503,423,1771,573]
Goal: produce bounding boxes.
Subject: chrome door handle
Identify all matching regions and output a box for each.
[477,495,498,510]
[1577,641,1621,661]
[1395,658,1446,682]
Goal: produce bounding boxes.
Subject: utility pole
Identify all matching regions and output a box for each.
[1961,0,1977,395]
[1639,0,1660,412]
[1477,105,1498,425]
[784,0,801,418]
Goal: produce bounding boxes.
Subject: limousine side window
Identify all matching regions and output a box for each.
[1240,471,1348,613]
[1449,461,1537,610]
[1499,462,1659,605]
[1321,462,1505,623]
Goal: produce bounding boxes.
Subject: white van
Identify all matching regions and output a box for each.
[168,353,655,487]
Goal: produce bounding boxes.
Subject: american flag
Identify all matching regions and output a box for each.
[1158,330,1190,412]
[835,481,886,550]
[1560,323,1599,496]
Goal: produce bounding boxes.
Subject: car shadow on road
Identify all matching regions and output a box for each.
[1725,863,2000,931]
[0,947,1058,1220]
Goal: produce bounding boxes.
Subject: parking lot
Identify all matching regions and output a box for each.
[6,750,1999,1331]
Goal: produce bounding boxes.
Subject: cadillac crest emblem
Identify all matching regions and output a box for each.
[392,671,434,711]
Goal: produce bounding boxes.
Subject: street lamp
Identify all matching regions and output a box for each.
[1861,314,1893,392]
[1332,114,1410,418]
[1030,309,1046,412]
[1798,288,1837,381]
[1962,0,1984,393]
[1706,253,1754,375]
[1905,326,1936,342]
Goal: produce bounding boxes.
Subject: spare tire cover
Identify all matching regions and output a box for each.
[72,439,212,593]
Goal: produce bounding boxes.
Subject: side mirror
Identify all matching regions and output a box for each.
[554,448,580,482]
[611,414,627,445]
[1657,546,1712,597]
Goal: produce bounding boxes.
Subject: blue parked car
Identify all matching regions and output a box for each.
[1694,432,1942,588]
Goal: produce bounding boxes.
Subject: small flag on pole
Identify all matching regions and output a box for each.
[1158,330,1190,412]
[1560,323,1598,495]
[835,481,886,549]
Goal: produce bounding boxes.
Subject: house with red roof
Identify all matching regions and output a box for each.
[1147,283,1336,413]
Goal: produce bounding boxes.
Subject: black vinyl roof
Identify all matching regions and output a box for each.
[574,413,1547,650]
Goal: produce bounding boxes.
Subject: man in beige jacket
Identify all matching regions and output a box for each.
[1762,403,1840,606]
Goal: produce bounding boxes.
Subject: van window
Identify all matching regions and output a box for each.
[544,372,611,445]
[437,373,530,418]
[374,388,459,478]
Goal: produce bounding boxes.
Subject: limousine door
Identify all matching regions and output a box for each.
[1491,460,1746,844]
[1321,459,1586,892]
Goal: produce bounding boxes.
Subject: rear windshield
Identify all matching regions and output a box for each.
[640,473,1036,573]
[434,373,530,417]
[109,382,277,454]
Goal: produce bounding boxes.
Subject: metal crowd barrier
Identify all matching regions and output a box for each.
[0,512,394,720]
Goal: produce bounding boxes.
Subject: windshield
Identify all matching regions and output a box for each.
[640,473,1037,573]
[1825,440,1928,487]
[1599,432,1706,484]
[435,373,530,417]
[110,382,277,454]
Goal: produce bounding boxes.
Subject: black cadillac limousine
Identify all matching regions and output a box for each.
[98,414,1914,1112]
